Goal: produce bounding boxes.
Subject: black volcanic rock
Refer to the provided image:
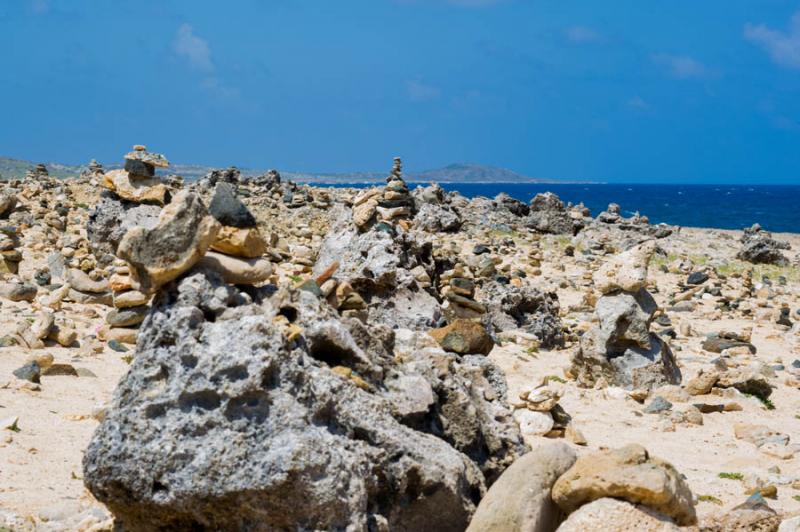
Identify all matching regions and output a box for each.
[209,183,256,228]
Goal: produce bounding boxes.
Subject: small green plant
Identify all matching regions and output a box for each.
[793,495,800,503]
[544,375,566,384]
[6,419,20,432]
[121,354,134,364]
[698,494,723,505]
[288,274,303,283]
[745,394,775,410]
[77,203,89,210]
[526,346,539,354]
[718,472,744,481]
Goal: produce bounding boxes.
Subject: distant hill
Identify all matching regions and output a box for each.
[0,156,573,184]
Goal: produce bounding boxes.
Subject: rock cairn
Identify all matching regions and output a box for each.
[352,157,414,231]
[25,163,49,180]
[568,241,681,389]
[0,225,22,274]
[102,145,169,205]
[80,159,105,181]
[198,183,273,285]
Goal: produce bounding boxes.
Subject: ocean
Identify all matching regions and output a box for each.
[321,183,800,233]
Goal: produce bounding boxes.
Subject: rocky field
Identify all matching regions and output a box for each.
[0,149,799,531]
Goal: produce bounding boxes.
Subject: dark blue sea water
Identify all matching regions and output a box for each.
[321,183,800,233]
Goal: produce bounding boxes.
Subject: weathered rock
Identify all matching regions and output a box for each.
[210,226,267,258]
[0,282,37,302]
[593,241,656,295]
[106,306,148,327]
[117,191,221,294]
[68,288,113,306]
[556,498,680,532]
[467,442,577,532]
[685,369,720,396]
[570,288,680,390]
[527,192,578,235]
[84,271,520,530]
[196,251,273,285]
[47,324,77,347]
[480,279,564,349]
[208,183,256,228]
[552,444,697,526]
[67,269,109,294]
[707,492,780,531]
[113,290,149,309]
[737,224,790,266]
[415,203,461,233]
[0,191,17,218]
[430,319,495,355]
[87,195,161,256]
[102,170,168,205]
[716,369,772,399]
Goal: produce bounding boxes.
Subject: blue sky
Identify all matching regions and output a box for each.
[1,1,799,183]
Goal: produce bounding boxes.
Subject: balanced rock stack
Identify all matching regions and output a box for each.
[80,159,105,181]
[197,183,273,285]
[0,225,22,274]
[352,157,414,231]
[568,240,682,389]
[25,163,49,180]
[102,260,150,345]
[440,264,486,321]
[102,146,169,205]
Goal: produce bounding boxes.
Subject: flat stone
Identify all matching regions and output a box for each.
[102,170,168,205]
[196,251,273,285]
[593,241,656,294]
[106,306,148,327]
[68,289,113,306]
[113,290,149,309]
[557,498,680,532]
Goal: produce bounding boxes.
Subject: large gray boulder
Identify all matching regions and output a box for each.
[84,270,523,530]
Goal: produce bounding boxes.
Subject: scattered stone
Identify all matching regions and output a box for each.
[430,319,495,355]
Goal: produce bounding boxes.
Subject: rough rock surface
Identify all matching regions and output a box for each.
[551,444,697,526]
[594,240,656,295]
[467,441,577,532]
[84,270,524,531]
[737,224,790,266]
[526,192,579,235]
[556,498,680,532]
[87,195,161,256]
[479,279,564,348]
[117,191,220,293]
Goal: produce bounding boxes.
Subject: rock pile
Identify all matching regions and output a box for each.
[0,225,22,274]
[568,241,682,389]
[80,159,105,181]
[738,223,791,265]
[25,163,49,180]
[199,183,273,284]
[102,145,169,205]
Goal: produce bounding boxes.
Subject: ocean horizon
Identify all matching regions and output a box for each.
[319,182,800,234]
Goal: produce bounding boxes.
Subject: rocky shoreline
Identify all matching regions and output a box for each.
[0,150,799,531]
